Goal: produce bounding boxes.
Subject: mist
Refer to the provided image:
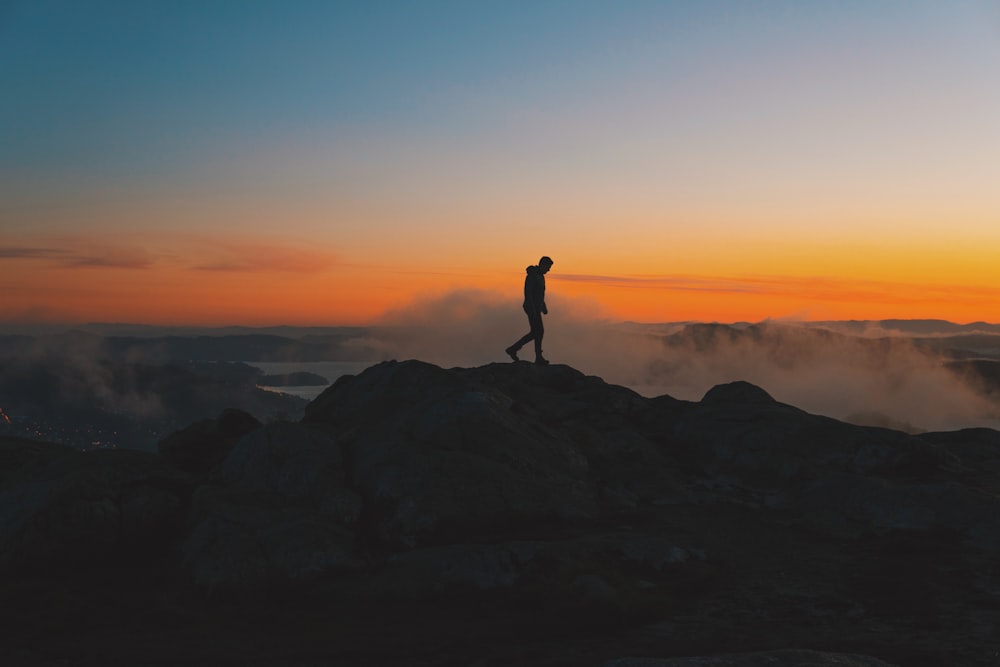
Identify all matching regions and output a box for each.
[369,290,1000,433]
[5,332,167,420]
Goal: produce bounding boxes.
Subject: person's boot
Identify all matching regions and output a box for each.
[505,346,519,362]
[534,342,547,365]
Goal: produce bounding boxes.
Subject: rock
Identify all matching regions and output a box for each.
[5,360,1000,665]
[615,536,701,571]
[701,380,777,405]
[0,436,77,487]
[604,650,899,666]
[181,485,358,590]
[221,421,360,524]
[797,473,1000,546]
[180,422,363,589]
[158,407,260,473]
[573,573,618,603]
[372,541,541,595]
[305,360,598,548]
[0,441,189,571]
[671,384,954,492]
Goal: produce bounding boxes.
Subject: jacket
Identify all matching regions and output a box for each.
[523,265,547,313]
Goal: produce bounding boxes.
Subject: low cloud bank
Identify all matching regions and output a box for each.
[1,333,167,419]
[368,290,1000,433]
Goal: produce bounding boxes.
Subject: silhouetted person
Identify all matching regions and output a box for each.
[506,256,553,365]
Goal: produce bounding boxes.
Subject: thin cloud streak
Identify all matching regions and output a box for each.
[556,272,1000,305]
[191,240,337,274]
[1,234,338,274]
[67,253,155,270]
[0,246,66,259]
[0,243,153,269]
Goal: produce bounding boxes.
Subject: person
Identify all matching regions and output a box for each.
[505,256,554,365]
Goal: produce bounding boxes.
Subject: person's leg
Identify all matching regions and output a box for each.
[510,330,535,349]
[527,310,546,363]
[506,306,537,360]
[506,332,531,360]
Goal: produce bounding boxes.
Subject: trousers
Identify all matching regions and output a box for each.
[511,305,544,358]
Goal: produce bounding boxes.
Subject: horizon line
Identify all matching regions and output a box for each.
[1,317,999,334]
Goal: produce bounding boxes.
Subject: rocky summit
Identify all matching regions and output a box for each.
[2,360,999,666]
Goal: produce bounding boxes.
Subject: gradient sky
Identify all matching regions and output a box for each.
[2,1,999,325]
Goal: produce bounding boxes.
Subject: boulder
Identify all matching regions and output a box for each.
[181,422,363,589]
[306,360,598,547]
[158,407,260,473]
[0,441,189,571]
[181,485,358,590]
[221,420,360,524]
[701,380,777,405]
[0,436,77,486]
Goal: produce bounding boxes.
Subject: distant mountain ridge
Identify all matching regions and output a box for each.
[0,329,380,363]
[4,318,1000,340]
[807,319,1000,335]
[5,319,1000,366]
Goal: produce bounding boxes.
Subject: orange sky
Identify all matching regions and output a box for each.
[4,229,1000,326]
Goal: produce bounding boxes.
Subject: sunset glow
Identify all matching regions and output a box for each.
[3,2,999,326]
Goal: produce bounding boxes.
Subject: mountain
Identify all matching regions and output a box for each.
[1,360,1000,665]
[802,319,1000,336]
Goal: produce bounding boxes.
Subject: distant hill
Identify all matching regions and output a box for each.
[805,319,1000,336]
[0,329,382,363]
[258,371,329,387]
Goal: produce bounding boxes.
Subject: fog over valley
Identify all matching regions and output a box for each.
[371,291,1000,433]
[4,295,1000,448]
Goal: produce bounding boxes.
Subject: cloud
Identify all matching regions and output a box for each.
[0,240,153,269]
[555,272,1000,306]
[632,321,1000,433]
[1,233,337,274]
[0,246,66,259]
[364,289,1000,432]
[66,248,155,269]
[370,289,524,366]
[192,240,336,273]
[6,332,166,420]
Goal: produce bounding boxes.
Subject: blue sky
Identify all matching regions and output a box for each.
[8,1,994,183]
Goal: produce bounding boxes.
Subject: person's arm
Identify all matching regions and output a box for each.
[535,276,548,314]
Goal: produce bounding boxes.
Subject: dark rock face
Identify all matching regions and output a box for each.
[3,360,1000,666]
[157,407,260,472]
[181,486,358,589]
[182,421,362,588]
[0,438,189,571]
[605,651,899,667]
[307,361,601,548]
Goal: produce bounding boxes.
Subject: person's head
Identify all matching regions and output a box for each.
[539,256,554,273]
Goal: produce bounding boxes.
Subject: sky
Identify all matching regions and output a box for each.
[2,0,1000,326]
